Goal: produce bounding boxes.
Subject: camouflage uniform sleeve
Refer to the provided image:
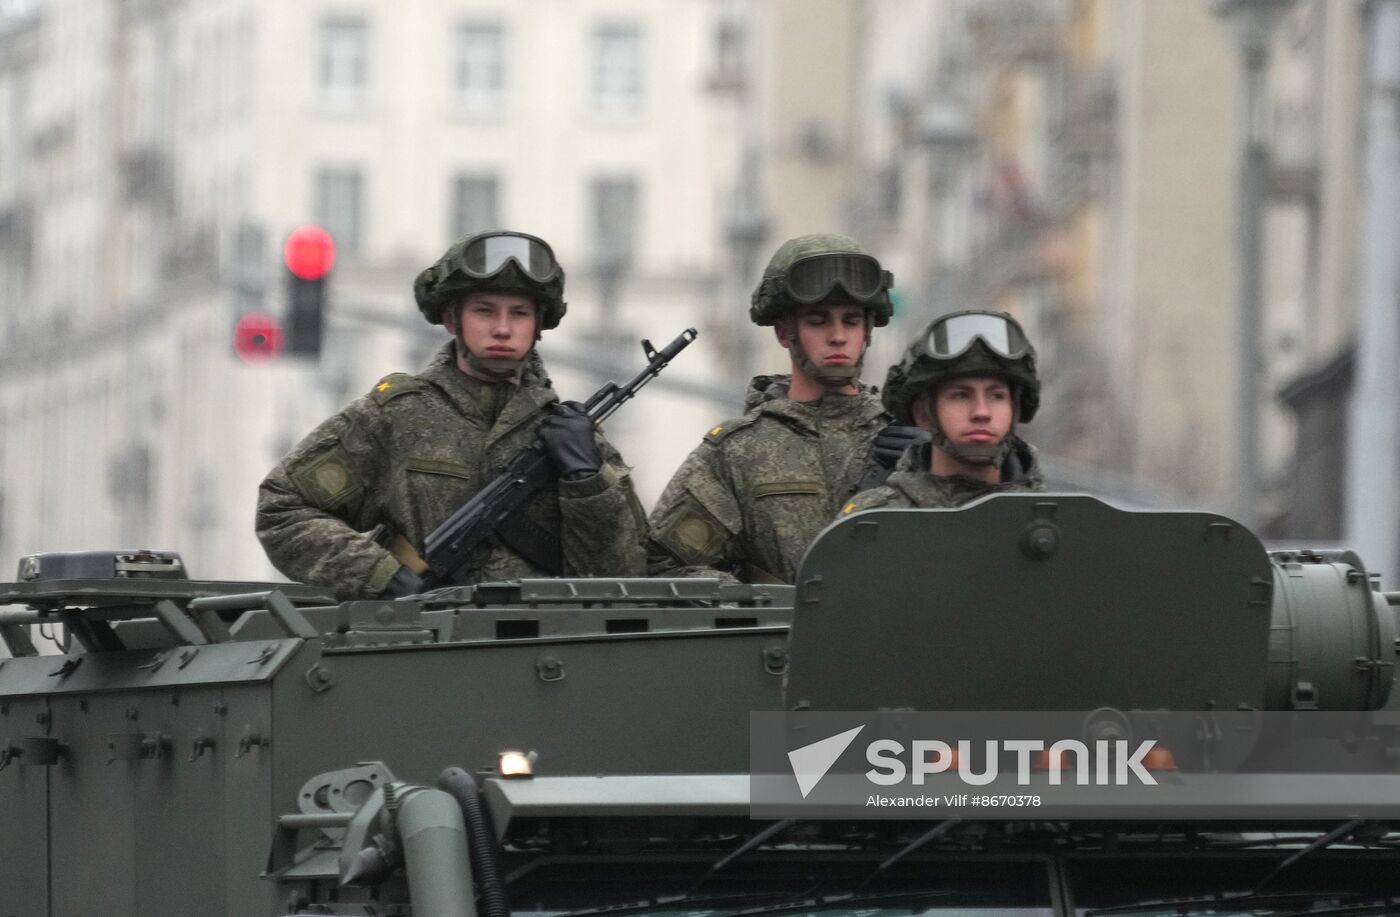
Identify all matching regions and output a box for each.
[557,434,647,576]
[837,484,906,518]
[646,436,745,582]
[255,396,400,601]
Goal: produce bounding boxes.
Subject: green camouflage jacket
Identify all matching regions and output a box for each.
[257,342,646,599]
[841,438,1044,514]
[648,375,890,583]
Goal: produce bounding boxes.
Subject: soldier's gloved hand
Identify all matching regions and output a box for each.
[538,401,602,481]
[380,565,426,599]
[873,425,930,468]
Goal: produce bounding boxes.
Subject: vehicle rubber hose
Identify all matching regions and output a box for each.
[439,767,508,917]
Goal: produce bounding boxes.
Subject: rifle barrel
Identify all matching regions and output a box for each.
[591,328,699,424]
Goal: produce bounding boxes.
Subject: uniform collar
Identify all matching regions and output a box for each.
[421,341,557,437]
[890,438,1044,497]
[745,373,888,433]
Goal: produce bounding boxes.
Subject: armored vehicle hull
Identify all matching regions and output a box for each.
[2,496,1398,916]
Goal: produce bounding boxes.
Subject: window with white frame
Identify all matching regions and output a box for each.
[449,173,501,240]
[589,176,639,267]
[316,17,369,109]
[453,21,504,116]
[315,168,364,255]
[590,23,644,117]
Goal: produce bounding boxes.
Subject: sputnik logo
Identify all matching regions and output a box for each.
[787,725,864,798]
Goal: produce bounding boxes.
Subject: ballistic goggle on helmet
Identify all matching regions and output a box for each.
[882,310,1041,424]
[750,234,895,326]
[414,231,568,328]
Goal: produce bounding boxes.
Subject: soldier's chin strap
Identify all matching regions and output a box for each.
[930,426,1012,467]
[784,316,870,390]
[448,302,541,382]
[464,348,526,382]
[925,385,1022,468]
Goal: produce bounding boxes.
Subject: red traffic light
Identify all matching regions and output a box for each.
[283,224,336,281]
[234,312,285,362]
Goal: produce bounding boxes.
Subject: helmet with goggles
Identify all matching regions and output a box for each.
[414,231,567,328]
[882,310,1040,424]
[750,233,894,327]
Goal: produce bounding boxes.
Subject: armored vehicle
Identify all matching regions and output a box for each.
[3,495,1400,916]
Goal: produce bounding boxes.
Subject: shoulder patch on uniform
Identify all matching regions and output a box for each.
[370,373,424,405]
[289,443,363,508]
[656,492,731,567]
[703,415,758,444]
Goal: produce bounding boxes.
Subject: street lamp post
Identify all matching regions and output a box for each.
[1213,0,1295,525]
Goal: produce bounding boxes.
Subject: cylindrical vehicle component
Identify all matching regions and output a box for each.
[396,786,477,917]
[278,812,354,831]
[1266,552,1395,710]
[439,767,508,917]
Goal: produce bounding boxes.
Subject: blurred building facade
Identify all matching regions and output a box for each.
[847,0,1228,506]
[0,0,762,579]
[1261,0,1370,550]
[0,0,1393,585]
[837,0,1377,538]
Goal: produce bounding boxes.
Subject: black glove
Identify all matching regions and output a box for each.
[538,401,602,481]
[380,565,426,599]
[873,424,930,469]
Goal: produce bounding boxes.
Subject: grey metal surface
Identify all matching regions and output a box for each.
[786,494,1276,711]
[483,774,750,829]
[0,578,336,610]
[0,639,304,696]
[0,696,49,915]
[2,504,1397,916]
[1268,554,1396,710]
[397,787,477,917]
[0,586,790,916]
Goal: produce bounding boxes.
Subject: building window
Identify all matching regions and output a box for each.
[589,176,639,267]
[591,23,644,117]
[705,15,747,93]
[453,22,504,116]
[449,174,501,240]
[315,168,364,255]
[317,17,369,109]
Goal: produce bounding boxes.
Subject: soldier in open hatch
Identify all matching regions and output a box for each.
[842,309,1044,514]
[647,233,925,583]
[257,230,647,600]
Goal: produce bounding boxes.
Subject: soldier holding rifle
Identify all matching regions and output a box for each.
[647,234,918,584]
[257,231,648,600]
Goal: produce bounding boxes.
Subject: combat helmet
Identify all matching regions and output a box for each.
[413,231,567,329]
[749,233,894,327]
[883,310,1039,466]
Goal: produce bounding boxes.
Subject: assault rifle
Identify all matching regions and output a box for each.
[420,328,698,586]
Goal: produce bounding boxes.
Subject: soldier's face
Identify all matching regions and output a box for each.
[918,376,1014,445]
[448,292,538,360]
[777,304,868,365]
